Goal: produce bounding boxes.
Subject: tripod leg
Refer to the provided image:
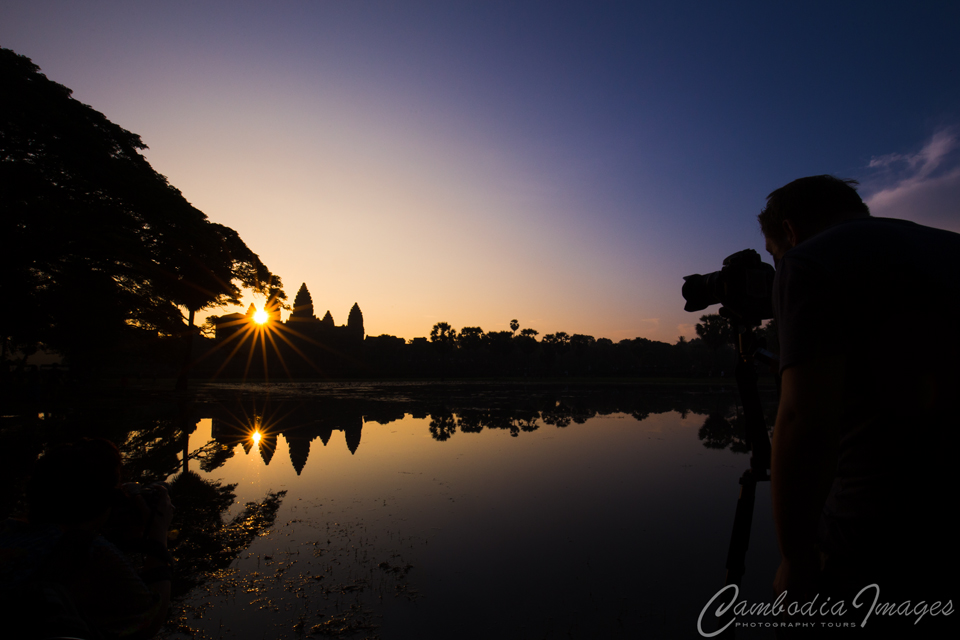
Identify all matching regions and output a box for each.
[717,469,758,638]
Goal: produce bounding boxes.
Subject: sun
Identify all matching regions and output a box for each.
[204,293,320,382]
[252,430,262,444]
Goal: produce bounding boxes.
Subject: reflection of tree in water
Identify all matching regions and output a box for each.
[699,412,735,449]
[451,408,541,438]
[697,411,752,453]
[114,416,289,635]
[429,409,457,441]
[3,383,780,639]
[170,471,286,595]
[80,383,778,493]
[197,441,235,473]
[541,403,572,429]
[117,418,193,481]
[0,399,288,640]
[517,415,540,434]
[191,384,775,451]
[165,470,286,599]
[456,411,484,433]
[1,385,778,501]
[97,409,291,616]
[420,388,766,441]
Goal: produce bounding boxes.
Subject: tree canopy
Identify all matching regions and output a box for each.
[430,322,457,347]
[695,314,734,351]
[0,48,283,362]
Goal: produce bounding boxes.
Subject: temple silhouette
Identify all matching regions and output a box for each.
[179,282,751,381]
[203,283,364,378]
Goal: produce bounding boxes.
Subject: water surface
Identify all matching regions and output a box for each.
[156,382,780,639]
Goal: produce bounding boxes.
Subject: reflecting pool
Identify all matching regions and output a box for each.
[155,382,780,639]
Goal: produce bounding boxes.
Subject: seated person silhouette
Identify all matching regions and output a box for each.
[0,438,173,639]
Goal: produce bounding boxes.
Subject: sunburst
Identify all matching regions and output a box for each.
[188,294,347,381]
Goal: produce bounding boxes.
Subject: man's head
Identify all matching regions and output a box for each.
[758,175,870,263]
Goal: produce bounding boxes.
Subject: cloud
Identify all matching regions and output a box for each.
[867,152,904,169]
[862,128,960,232]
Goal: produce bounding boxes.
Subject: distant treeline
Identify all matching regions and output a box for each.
[176,315,775,381]
[1,314,776,390]
[358,321,743,379]
[374,316,775,379]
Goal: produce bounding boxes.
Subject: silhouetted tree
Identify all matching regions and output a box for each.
[430,322,457,377]
[486,331,514,357]
[511,328,540,376]
[516,328,539,359]
[458,326,486,351]
[695,314,734,351]
[542,332,571,372]
[570,334,595,351]
[0,48,283,370]
[510,319,519,334]
[430,322,457,347]
[543,332,570,348]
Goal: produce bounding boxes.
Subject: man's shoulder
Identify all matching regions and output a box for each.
[816,216,958,243]
[805,216,934,244]
[783,216,960,271]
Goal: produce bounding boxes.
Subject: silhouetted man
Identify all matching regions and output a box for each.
[759,176,958,634]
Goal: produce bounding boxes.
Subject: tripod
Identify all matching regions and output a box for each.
[716,317,773,638]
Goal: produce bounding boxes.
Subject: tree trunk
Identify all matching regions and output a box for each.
[175,308,196,391]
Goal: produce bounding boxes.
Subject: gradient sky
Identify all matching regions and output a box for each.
[4,1,959,343]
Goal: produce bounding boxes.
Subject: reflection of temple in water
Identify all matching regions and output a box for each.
[195,383,772,477]
[210,409,366,475]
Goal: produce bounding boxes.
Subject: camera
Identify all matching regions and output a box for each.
[682,249,775,325]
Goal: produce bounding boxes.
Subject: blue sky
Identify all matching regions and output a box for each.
[3,1,958,341]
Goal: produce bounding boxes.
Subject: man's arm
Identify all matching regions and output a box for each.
[771,355,843,598]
